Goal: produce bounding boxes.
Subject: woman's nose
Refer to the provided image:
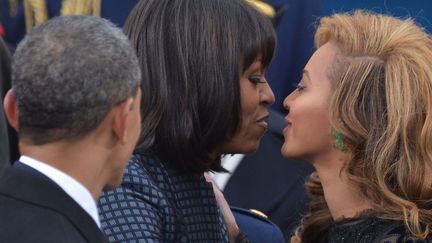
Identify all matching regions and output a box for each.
[261,82,275,106]
[283,91,296,113]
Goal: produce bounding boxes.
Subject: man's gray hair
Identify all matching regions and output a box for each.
[12,15,141,144]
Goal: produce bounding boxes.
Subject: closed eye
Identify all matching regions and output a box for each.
[295,83,306,92]
[249,75,265,85]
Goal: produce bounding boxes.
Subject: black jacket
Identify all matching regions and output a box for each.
[0,162,108,243]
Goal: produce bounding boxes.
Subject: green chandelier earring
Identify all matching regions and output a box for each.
[332,129,345,151]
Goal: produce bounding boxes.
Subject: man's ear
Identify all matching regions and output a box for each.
[112,98,134,144]
[3,89,19,131]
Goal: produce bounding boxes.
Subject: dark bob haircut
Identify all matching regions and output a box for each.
[125,0,276,175]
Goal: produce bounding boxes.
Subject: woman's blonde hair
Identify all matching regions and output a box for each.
[292,10,432,242]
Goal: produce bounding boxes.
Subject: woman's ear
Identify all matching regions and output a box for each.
[3,89,19,131]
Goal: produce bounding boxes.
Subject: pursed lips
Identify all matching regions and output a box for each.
[256,114,269,129]
[283,117,292,134]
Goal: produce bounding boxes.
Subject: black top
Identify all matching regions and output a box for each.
[327,213,432,243]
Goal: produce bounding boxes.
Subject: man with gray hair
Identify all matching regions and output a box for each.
[0,15,141,242]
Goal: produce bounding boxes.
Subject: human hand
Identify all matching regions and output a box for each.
[204,173,240,243]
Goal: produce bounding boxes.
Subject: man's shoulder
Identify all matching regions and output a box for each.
[0,165,107,242]
[0,191,88,242]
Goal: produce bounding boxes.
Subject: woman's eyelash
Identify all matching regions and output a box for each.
[249,75,265,85]
[296,83,306,91]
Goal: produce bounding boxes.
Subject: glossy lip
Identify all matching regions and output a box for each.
[283,117,292,134]
[256,113,269,129]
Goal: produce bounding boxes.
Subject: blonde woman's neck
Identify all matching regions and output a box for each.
[313,153,373,221]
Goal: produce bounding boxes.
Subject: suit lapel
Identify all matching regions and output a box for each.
[0,164,108,243]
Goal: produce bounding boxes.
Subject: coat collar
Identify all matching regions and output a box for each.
[0,163,107,243]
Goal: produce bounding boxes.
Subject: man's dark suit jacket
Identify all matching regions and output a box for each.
[223,109,315,239]
[0,162,108,243]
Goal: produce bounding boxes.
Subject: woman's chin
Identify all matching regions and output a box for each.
[281,144,301,159]
[228,142,260,155]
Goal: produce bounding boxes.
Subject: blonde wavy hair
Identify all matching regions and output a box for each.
[292,10,432,242]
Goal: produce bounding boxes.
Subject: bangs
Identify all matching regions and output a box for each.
[240,6,276,72]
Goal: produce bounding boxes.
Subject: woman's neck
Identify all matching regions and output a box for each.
[312,152,373,221]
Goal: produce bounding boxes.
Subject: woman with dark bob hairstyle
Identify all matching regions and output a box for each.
[282,11,432,242]
[98,0,276,242]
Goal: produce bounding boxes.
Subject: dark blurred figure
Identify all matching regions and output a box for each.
[0,37,10,172]
[0,36,18,165]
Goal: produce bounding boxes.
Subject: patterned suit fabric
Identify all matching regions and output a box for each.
[98,154,229,243]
